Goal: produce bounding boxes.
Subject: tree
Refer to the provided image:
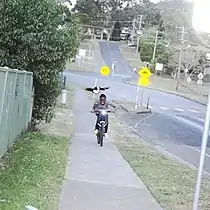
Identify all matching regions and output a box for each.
[74,13,91,25]
[157,0,193,41]
[0,0,80,129]
[165,44,210,77]
[140,40,172,71]
[134,2,162,28]
[72,0,106,22]
[111,21,122,41]
[157,20,165,38]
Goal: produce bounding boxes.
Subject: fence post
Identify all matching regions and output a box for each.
[0,71,8,126]
[28,77,34,123]
[23,71,27,129]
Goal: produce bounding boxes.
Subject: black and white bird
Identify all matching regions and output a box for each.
[85,86,109,94]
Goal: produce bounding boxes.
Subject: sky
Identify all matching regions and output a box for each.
[192,0,210,33]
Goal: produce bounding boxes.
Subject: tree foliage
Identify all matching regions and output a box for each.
[140,41,171,63]
[140,40,172,72]
[72,0,163,28]
[156,0,194,41]
[73,13,91,25]
[0,0,80,128]
[72,0,106,22]
[111,21,121,41]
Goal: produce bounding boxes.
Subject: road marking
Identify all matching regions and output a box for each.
[160,106,169,110]
[186,116,204,123]
[156,146,210,175]
[196,118,204,123]
[188,109,199,113]
[189,146,210,158]
[175,108,184,112]
[113,74,132,78]
[174,116,210,158]
[175,116,210,135]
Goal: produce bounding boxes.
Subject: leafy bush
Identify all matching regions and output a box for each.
[0,0,80,129]
[140,40,172,72]
[73,12,91,25]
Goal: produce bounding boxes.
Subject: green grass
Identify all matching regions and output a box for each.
[110,115,210,210]
[0,82,77,210]
[0,133,69,210]
[128,77,208,105]
[112,100,136,112]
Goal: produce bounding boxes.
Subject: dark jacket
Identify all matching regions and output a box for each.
[92,100,116,111]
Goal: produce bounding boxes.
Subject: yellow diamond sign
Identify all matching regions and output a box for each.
[138,67,152,78]
[138,77,150,86]
[100,65,110,76]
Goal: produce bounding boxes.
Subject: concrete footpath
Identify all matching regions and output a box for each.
[59,88,162,210]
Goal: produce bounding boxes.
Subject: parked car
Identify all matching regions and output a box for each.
[120,27,130,40]
[95,29,101,39]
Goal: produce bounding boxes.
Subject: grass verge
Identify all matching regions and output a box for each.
[0,133,69,210]
[128,78,208,106]
[119,44,147,69]
[41,84,75,137]
[113,100,136,112]
[0,83,76,210]
[110,114,210,210]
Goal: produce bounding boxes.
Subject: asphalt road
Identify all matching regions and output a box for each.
[65,40,210,173]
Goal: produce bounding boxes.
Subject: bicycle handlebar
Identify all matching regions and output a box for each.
[90,109,115,113]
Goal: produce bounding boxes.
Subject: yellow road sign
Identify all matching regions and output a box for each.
[138,67,152,78]
[138,77,150,86]
[100,66,110,76]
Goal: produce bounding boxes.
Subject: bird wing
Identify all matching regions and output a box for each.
[100,87,110,90]
[85,87,94,92]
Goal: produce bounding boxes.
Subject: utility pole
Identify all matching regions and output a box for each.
[136,15,143,55]
[176,26,187,91]
[152,30,159,61]
[88,32,93,58]
[132,18,136,44]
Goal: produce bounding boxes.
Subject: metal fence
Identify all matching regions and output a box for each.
[0,67,33,158]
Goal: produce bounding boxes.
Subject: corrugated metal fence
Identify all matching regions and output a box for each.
[0,67,33,157]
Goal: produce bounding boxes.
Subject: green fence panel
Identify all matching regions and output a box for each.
[8,72,17,147]
[0,68,33,158]
[0,70,7,157]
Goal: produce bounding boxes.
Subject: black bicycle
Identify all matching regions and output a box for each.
[91,109,114,147]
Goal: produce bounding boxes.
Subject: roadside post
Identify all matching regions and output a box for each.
[193,89,210,210]
[111,61,115,80]
[93,67,98,100]
[197,72,204,85]
[135,67,152,111]
[93,77,98,100]
[78,49,86,68]
[191,0,210,209]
